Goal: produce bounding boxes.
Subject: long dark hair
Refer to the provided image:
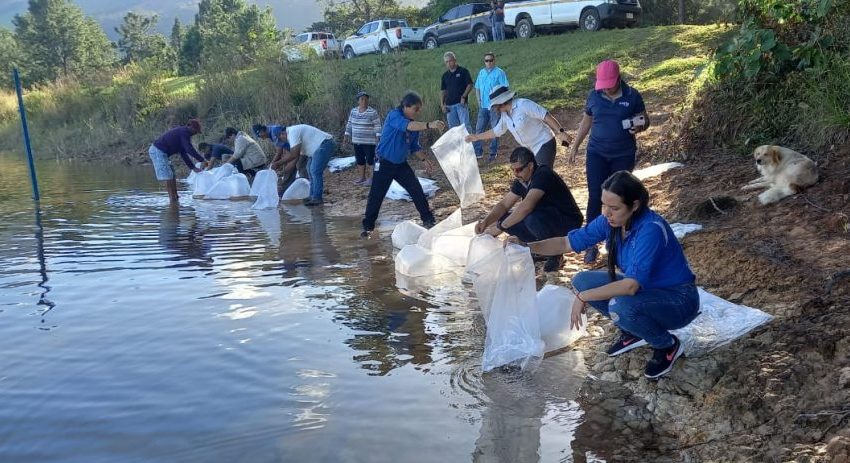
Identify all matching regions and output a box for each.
[601,171,650,281]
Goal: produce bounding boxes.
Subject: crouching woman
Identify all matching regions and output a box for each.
[529,170,699,379]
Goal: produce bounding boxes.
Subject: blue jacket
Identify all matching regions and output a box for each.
[376,108,421,164]
[568,210,695,290]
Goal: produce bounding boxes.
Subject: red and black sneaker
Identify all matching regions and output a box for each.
[606,332,647,357]
[644,335,685,379]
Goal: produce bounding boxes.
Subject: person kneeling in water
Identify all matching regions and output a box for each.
[528,170,699,379]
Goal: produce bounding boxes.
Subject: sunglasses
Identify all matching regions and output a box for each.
[484,59,494,62]
[512,161,530,174]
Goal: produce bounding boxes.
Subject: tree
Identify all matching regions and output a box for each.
[318,0,429,37]
[13,0,115,84]
[194,0,281,70]
[115,12,161,64]
[170,18,183,51]
[0,28,24,89]
[179,24,203,75]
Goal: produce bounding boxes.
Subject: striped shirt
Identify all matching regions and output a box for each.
[344,106,382,145]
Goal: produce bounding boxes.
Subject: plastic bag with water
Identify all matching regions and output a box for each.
[536,285,587,353]
[204,173,251,200]
[417,208,462,250]
[391,221,426,249]
[282,178,311,201]
[431,222,477,266]
[430,125,485,208]
[250,169,280,210]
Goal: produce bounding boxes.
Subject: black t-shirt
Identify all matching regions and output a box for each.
[510,165,584,228]
[441,66,473,105]
[493,1,505,21]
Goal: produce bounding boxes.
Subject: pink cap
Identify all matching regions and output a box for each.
[595,60,620,90]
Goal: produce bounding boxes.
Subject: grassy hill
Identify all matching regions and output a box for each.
[0,25,731,160]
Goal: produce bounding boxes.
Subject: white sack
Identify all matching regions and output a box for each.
[431,125,485,207]
[392,220,426,249]
[464,234,506,314]
[250,169,280,210]
[282,178,311,201]
[203,173,251,200]
[192,171,216,196]
[328,156,357,172]
[386,177,439,201]
[394,244,457,277]
[479,244,544,372]
[213,163,237,182]
[431,222,477,266]
[633,162,684,180]
[418,208,462,250]
[673,288,773,357]
[536,285,587,353]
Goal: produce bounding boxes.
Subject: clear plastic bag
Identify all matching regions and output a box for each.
[430,125,485,208]
[464,234,506,316]
[250,169,280,210]
[204,173,251,200]
[391,220,426,249]
[386,177,439,201]
[536,285,587,353]
[394,244,457,277]
[672,288,773,356]
[282,177,310,201]
[417,208,462,250]
[192,171,216,197]
[479,244,544,372]
[431,222,477,266]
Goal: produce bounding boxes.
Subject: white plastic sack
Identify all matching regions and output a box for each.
[633,162,684,180]
[672,288,773,357]
[479,244,544,372]
[204,173,251,200]
[394,244,456,277]
[536,285,587,353]
[431,222,477,266]
[192,171,216,197]
[213,163,237,182]
[418,208,462,250]
[431,125,485,207]
[282,178,311,201]
[464,234,506,312]
[391,220,426,249]
[328,156,357,172]
[386,177,439,201]
[250,169,280,210]
[670,223,703,240]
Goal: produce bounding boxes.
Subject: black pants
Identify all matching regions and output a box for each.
[362,159,434,231]
[535,137,557,167]
[233,159,265,179]
[501,205,581,242]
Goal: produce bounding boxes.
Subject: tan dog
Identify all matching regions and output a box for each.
[742,145,819,205]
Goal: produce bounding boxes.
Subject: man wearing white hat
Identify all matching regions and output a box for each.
[465,85,571,166]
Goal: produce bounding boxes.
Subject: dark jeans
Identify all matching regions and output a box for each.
[572,270,700,349]
[535,137,557,167]
[585,153,636,223]
[233,159,265,179]
[501,206,581,242]
[362,159,434,231]
[354,144,376,166]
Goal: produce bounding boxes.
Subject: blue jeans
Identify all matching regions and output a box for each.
[586,152,636,223]
[308,139,336,201]
[446,103,472,133]
[572,270,700,349]
[473,108,501,157]
[492,21,505,41]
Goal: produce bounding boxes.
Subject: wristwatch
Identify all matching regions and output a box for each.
[559,127,567,133]
[426,122,430,129]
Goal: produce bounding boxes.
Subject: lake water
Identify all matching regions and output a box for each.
[0,153,597,462]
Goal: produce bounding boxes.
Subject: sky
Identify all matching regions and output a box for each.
[0,0,381,38]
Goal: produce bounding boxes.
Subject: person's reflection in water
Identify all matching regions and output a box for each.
[278,206,341,279]
[472,352,587,463]
[158,205,212,265]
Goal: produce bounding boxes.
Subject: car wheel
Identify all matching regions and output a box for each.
[344,47,355,59]
[424,36,438,49]
[379,40,391,54]
[474,27,489,43]
[516,18,534,39]
[580,8,601,32]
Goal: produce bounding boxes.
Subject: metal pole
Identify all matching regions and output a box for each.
[14,68,40,201]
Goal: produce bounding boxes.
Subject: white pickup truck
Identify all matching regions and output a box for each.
[505,0,642,37]
[342,19,425,59]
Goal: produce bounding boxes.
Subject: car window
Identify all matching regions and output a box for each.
[388,20,400,28]
[473,3,489,14]
[457,5,474,17]
[368,22,379,33]
[357,23,371,35]
[399,20,409,27]
[296,33,309,43]
[443,7,459,21]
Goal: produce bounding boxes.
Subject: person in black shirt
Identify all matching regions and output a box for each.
[440,51,474,133]
[475,147,584,271]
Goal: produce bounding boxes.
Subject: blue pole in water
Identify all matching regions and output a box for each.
[14,68,40,201]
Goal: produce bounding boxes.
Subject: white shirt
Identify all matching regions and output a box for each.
[287,124,332,157]
[492,98,553,154]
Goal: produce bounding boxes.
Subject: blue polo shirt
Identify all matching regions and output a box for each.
[567,209,695,290]
[475,66,509,109]
[376,108,422,164]
[585,81,646,159]
[268,125,291,150]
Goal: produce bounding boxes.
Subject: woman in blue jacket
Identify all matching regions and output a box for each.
[361,92,446,237]
[529,171,699,379]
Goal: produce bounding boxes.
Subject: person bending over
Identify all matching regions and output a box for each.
[528,170,698,379]
[476,147,583,272]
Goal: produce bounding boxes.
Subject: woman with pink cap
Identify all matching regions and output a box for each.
[569,59,650,263]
